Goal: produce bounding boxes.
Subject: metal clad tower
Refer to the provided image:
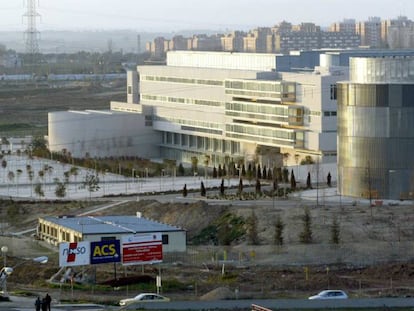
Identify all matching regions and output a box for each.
[23,0,41,64]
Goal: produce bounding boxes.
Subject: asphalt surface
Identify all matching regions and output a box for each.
[3,296,414,310]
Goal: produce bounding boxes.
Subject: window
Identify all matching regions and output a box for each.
[330,84,337,100]
[127,86,132,94]
[162,234,169,245]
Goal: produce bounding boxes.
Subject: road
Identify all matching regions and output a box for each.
[3,297,414,310]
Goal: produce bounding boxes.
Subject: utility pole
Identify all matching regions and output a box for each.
[23,0,41,68]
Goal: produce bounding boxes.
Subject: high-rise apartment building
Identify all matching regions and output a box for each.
[356,17,382,48]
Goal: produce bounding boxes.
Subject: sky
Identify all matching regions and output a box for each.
[0,0,413,32]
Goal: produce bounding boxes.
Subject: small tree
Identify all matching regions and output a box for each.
[306,172,312,189]
[274,215,285,246]
[331,217,340,244]
[290,170,296,190]
[327,172,332,187]
[182,184,188,197]
[177,163,185,176]
[1,159,6,181]
[200,181,206,197]
[246,210,259,245]
[220,178,225,196]
[54,179,67,198]
[82,172,100,200]
[283,167,289,183]
[257,164,262,179]
[191,156,198,175]
[238,178,243,197]
[255,179,261,195]
[34,182,44,198]
[299,207,313,244]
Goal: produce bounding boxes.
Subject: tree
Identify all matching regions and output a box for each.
[177,163,185,176]
[238,178,243,197]
[182,184,188,197]
[246,210,259,245]
[274,215,285,246]
[191,156,198,175]
[200,181,206,197]
[290,170,296,190]
[257,164,262,179]
[306,172,312,189]
[220,178,225,196]
[31,136,49,158]
[331,217,340,244]
[54,178,67,198]
[299,207,313,244]
[1,159,6,181]
[262,165,267,180]
[82,172,100,200]
[213,166,217,178]
[255,179,261,195]
[34,182,44,198]
[327,172,332,187]
[283,167,289,183]
[203,155,210,180]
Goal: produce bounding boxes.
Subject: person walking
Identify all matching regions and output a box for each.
[44,293,52,311]
[41,298,47,311]
[34,297,41,311]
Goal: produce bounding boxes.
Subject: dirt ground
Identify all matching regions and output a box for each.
[2,196,414,303]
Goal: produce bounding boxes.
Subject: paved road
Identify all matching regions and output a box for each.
[3,296,414,311]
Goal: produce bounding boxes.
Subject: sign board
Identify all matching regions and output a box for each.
[59,241,90,267]
[90,240,121,265]
[121,233,163,265]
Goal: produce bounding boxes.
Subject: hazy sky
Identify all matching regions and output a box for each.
[1,0,413,32]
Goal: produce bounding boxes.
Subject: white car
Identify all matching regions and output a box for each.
[119,293,170,306]
[308,290,348,300]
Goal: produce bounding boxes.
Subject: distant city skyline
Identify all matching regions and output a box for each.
[0,0,413,32]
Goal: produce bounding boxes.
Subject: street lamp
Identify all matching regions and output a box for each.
[1,246,9,298]
[1,253,48,299]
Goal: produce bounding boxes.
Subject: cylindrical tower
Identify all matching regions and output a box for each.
[338,56,414,200]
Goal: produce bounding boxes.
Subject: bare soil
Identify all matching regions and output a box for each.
[1,196,414,304]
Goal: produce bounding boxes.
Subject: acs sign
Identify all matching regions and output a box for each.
[90,240,121,265]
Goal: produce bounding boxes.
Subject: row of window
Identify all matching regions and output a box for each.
[225,80,284,93]
[153,116,223,131]
[226,124,298,141]
[141,75,223,86]
[142,94,222,107]
[161,132,240,154]
[225,89,289,100]
[339,84,414,107]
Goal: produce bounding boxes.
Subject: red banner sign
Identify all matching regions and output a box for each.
[121,233,163,265]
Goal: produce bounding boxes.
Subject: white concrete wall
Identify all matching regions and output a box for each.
[48,110,160,159]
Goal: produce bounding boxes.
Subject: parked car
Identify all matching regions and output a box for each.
[308,290,348,300]
[119,293,170,306]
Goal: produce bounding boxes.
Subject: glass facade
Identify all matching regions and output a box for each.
[338,81,414,199]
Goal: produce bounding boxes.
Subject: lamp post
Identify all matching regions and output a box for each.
[1,253,48,299]
[1,246,8,297]
[132,169,136,192]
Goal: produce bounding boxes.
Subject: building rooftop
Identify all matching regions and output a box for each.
[41,215,184,235]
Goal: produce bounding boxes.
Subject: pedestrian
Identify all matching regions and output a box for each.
[34,297,41,311]
[45,293,52,311]
[41,297,47,311]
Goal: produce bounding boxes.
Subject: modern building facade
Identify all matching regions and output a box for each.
[337,56,414,200]
[108,51,346,167]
